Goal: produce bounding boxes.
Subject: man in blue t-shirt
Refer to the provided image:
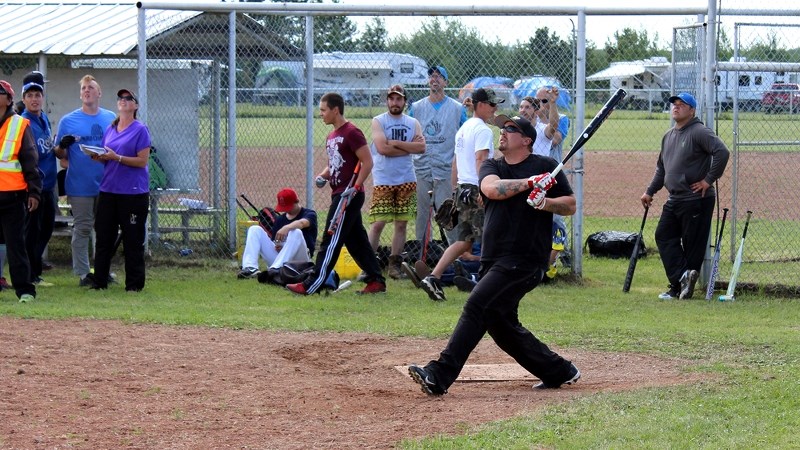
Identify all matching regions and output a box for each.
[53,75,116,286]
[20,71,57,287]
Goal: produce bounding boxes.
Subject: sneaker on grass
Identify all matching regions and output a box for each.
[679,269,699,299]
[453,275,477,293]
[285,282,308,295]
[658,285,680,300]
[420,275,446,302]
[33,276,54,287]
[237,267,260,279]
[19,293,34,303]
[357,280,386,295]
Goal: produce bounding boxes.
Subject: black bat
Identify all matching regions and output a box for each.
[535,88,627,185]
[623,205,649,293]
[240,193,276,238]
[235,198,251,218]
[705,207,729,300]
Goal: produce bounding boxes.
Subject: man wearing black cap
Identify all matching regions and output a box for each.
[641,92,729,300]
[408,114,579,396]
[20,72,57,287]
[418,87,499,302]
[409,65,468,250]
[0,79,41,303]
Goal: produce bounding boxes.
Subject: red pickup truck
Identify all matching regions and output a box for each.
[762,83,800,113]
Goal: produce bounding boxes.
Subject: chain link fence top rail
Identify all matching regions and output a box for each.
[2,1,799,292]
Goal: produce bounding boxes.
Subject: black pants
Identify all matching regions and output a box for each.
[655,196,715,288]
[425,259,574,390]
[303,191,384,294]
[0,190,35,299]
[93,192,149,291]
[25,188,56,279]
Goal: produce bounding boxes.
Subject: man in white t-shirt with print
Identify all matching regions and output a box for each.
[419,88,501,302]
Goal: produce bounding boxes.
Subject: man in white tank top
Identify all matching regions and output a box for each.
[367,85,425,279]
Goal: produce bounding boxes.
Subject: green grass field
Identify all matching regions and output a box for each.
[3,253,799,448]
[202,105,800,152]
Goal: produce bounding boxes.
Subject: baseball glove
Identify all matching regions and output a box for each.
[434,198,458,231]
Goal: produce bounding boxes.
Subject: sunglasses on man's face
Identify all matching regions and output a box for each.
[118,95,135,102]
[481,101,497,108]
[501,125,522,134]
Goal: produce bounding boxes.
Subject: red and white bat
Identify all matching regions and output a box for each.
[719,210,753,302]
[327,162,361,236]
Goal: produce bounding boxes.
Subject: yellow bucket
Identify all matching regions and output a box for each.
[237,220,259,262]
[334,246,361,280]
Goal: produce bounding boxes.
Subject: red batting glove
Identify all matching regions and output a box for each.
[527,172,556,191]
[527,188,547,209]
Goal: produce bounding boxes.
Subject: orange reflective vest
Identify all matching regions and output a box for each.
[0,114,29,191]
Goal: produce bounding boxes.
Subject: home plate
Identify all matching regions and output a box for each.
[395,364,538,383]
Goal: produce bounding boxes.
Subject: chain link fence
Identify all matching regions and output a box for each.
[2,2,798,292]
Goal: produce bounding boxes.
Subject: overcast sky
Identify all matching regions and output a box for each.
[334,0,799,48]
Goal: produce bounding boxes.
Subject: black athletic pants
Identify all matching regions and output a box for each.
[93,192,149,291]
[304,191,384,294]
[25,188,56,279]
[0,190,35,299]
[655,195,715,288]
[425,259,574,390]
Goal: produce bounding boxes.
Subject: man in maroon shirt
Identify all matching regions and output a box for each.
[286,92,386,295]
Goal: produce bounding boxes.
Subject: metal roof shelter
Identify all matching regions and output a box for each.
[0,1,302,59]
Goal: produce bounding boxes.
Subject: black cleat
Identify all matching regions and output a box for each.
[408,365,447,396]
[533,363,581,390]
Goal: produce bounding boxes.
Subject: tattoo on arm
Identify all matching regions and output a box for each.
[494,180,528,198]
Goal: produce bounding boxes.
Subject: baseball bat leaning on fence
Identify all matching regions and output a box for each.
[327,162,362,235]
[623,205,649,293]
[719,210,753,302]
[530,88,627,193]
[705,207,729,300]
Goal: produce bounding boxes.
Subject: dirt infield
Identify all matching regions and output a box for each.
[2,318,700,449]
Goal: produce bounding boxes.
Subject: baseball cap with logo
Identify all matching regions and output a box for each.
[275,188,299,213]
[427,65,448,81]
[472,88,505,105]
[668,92,697,109]
[493,114,537,141]
[386,84,406,99]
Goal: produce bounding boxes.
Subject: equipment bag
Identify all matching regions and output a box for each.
[585,230,647,259]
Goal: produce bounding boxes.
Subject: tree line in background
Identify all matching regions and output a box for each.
[245,0,799,93]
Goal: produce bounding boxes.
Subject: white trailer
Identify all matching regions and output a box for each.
[255,52,429,106]
[587,57,671,110]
